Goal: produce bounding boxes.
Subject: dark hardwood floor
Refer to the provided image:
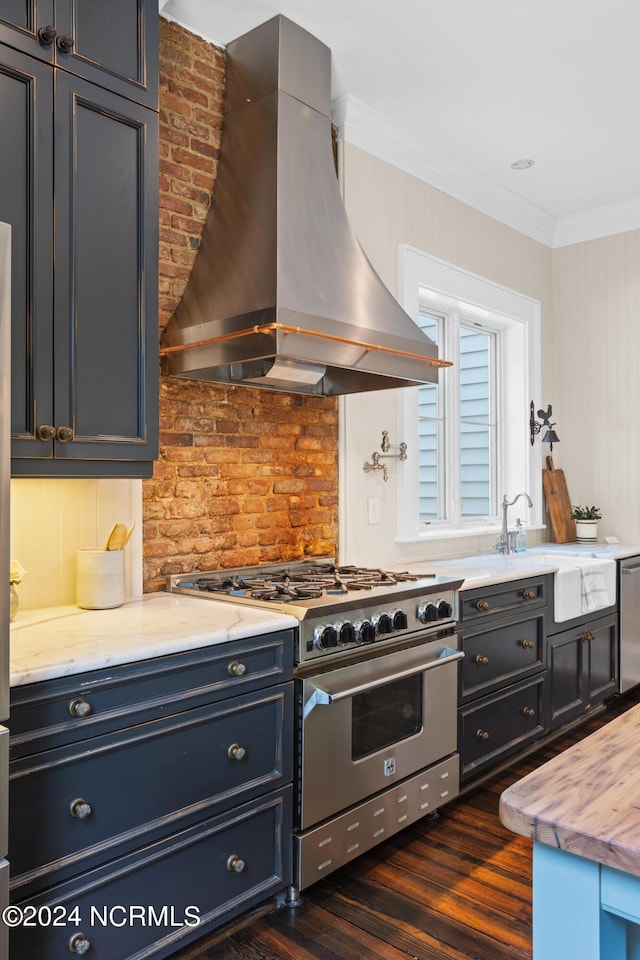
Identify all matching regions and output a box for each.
[174,690,640,960]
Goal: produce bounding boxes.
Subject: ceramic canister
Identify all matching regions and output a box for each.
[76,548,125,609]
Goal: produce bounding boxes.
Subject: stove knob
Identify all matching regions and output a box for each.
[417,601,439,623]
[313,624,338,650]
[354,619,375,644]
[335,621,356,646]
[437,599,453,619]
[391,609,408,631]
[371,612,393,636]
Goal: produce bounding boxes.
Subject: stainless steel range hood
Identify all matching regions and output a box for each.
[160,14,450,396]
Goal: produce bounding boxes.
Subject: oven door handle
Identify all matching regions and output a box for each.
[304,647,463,717]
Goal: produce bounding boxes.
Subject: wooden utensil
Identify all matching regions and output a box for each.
[105,522,128,550]
[121,522,135,549]
[542,456,576,543]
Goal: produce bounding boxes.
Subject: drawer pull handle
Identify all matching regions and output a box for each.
[227,660,247,677]
[474,654,489,665]
[56,425,74,442]
[68,698,92,718]
[581,631,595,642]
[37,424,56,441]
[56,33,75,54]
[476,729,490,741]
[37,24,57,45]
[227,743,246,761]
[522,589,536,600]
[69,798,93,820]
[520,639,535,649]
[475,600,490,611]
[227,854,246,873]
[522,706,536,718]
[68,932,91,955]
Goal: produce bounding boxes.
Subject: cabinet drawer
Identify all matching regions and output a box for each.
[459,576,547,623]
[10,787,292,960]
[460,612,545,702]
[459,674,545,781]
[10,683,293,897]
[9,630,294,758]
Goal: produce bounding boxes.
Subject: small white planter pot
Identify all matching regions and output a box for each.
[575,519,598,543]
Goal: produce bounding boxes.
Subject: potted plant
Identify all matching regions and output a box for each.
[571,505,601,544]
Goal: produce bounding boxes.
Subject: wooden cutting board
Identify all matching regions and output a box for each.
[542,455,576,543]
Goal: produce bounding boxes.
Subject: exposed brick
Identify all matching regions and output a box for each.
[144,19,338,587]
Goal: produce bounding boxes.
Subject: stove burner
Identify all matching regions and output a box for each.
[190,564,436,603]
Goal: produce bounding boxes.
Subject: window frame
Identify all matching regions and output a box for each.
[417,306,500,527]
[397,246,542,545]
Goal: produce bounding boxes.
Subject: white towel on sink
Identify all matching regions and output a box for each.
[580,564,611,614]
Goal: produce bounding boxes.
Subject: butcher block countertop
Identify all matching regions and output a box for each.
[500,702,640,878]
[9,593,297,688]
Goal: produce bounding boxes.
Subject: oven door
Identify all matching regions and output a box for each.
[298,637,462,831]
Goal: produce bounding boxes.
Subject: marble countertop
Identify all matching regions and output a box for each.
[395,542,640,590]
[11,542,640,689]
[9,593,297,687]
[499,701,640,877]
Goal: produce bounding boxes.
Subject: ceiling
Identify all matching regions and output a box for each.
[159,0,640,247]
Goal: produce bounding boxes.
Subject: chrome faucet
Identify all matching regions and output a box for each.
[496,492,533,554]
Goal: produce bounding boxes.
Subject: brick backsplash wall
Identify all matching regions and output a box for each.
[144,20,339,591]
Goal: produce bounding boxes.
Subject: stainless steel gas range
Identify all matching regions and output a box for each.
[168,560,464,900]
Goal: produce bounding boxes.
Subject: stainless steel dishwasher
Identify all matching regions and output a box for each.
[619,556,640,692]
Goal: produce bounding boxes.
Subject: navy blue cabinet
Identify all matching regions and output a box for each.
[458,576,548,781]
[8,630,295,959]
[0,0,157,107]
[0,0,159,477]
[546,612,618,730]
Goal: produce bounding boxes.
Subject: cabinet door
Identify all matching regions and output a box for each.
[587,617,617,705]
[546,628,587,730]
[0,46,55,458]
[54,0,158,108]
[51,72,158,467]
[0,0,55,62]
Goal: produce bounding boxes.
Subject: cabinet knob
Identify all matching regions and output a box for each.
[37,24,57,45]
[475,600,490,611]
[69,798,93,819]
[227,743,246,761]
[56,33,75,53]
[56,425,74,442]
[226,854,246,873]
[475,729,490,741]
[37,424,57,441]
[227,660,247,677]
[581,631,595,642]
[522,589,536,600]
[520,639,535,649]
[474,654,489,665]
[68,932,91,955]
[68,698,92,718]
[522,706,536,718]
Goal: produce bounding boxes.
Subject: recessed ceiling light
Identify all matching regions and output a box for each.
[510,159,535,170]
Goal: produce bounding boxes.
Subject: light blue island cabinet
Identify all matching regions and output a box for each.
[500,703,640,960]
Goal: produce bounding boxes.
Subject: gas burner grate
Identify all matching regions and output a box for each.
[188,564,435,603]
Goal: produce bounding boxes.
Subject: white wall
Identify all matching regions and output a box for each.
[10,479,143,610]
[550,231,640,542]
[338,143,554,566]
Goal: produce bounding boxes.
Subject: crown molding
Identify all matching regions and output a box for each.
[333,95,640,250]
[332,95,556,247]
[552,200,640,248]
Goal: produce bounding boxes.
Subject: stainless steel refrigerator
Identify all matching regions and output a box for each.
[0,221,11,959]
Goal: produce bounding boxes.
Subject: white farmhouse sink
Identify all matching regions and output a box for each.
[535,554,616,622]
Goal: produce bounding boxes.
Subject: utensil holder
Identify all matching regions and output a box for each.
[76,549,125,609]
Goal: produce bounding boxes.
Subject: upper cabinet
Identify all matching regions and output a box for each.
[0,0,158,107]
[0,0,159,477]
